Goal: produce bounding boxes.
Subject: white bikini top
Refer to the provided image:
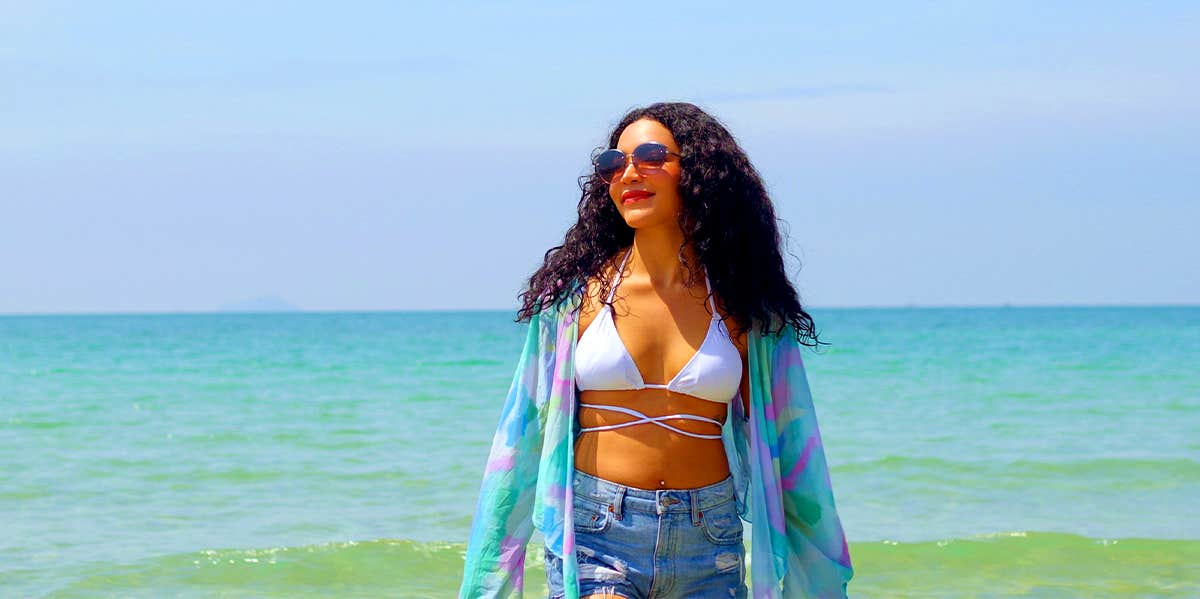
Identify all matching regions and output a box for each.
[575,247,743,407]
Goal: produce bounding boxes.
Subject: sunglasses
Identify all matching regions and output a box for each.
[592,141,682,184]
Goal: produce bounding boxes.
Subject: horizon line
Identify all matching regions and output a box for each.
[1,301,1197,317]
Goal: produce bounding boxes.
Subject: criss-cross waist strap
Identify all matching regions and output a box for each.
[577,403,723,440]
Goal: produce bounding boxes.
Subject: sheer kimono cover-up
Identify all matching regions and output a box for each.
[459,283,854,598]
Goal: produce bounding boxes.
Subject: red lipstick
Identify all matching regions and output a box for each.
[622,190,654,203]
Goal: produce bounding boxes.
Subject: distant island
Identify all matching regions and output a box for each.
[217,295,300,313]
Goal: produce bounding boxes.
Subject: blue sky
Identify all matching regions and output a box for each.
[1,1,1197,313]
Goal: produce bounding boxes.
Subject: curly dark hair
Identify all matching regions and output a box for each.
[515,101,824,349]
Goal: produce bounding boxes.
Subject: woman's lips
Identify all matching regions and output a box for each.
[622,191,654,204]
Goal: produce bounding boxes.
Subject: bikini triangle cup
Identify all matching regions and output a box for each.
[574,247,743,439]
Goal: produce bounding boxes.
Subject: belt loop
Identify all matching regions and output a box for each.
[690,489,702,527]
[611,485,626,520]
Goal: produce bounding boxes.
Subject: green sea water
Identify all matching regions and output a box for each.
[2,306,1197,597]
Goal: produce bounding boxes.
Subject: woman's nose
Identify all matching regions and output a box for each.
[618,159,641,183]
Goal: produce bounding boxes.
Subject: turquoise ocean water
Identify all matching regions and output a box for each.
[2,306,1197,597]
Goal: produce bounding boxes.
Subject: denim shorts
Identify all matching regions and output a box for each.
[544,469,747,599]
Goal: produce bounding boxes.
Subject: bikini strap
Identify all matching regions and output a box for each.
[578,403,724,440]
[606,247,634,303]
[703,269,716,316]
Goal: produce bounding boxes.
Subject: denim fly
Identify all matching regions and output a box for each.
[544,469,747,599]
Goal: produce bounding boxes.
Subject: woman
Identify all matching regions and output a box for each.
[460,102,853,599]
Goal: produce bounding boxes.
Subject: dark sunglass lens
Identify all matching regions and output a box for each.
[595,149,626,181]
[633,142,668,166]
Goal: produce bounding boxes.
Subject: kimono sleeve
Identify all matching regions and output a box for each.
[772,333,855,597]
[459,306,555,598]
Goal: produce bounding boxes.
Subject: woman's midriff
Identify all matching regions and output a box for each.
[574,388,731,490]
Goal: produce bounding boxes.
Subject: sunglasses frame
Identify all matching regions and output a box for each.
[592,141,683,183]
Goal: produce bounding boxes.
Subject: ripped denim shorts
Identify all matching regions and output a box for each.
[544,469,747,599]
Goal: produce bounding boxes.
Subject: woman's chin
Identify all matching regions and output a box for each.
[623,214,676,231]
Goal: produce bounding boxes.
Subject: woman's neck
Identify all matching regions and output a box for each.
[627,228,701,288]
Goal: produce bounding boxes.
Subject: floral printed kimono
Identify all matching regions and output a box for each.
[459,284,853,598]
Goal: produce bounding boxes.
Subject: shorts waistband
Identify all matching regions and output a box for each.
[572,469,736,515]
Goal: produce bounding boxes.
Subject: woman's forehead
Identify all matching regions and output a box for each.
[617,119,679,152]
